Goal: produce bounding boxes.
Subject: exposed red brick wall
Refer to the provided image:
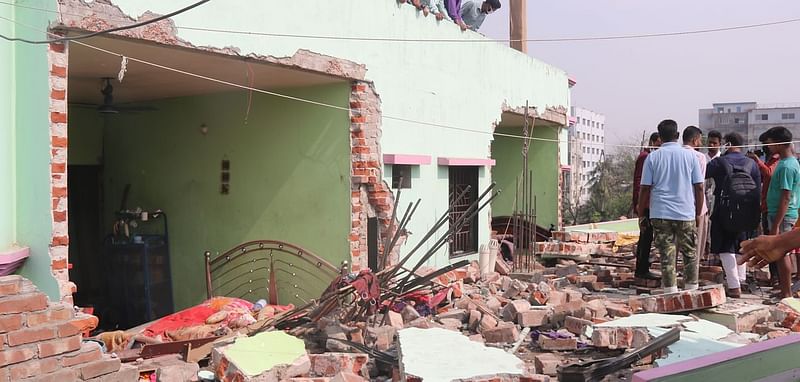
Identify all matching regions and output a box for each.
[557,141,564,230]
[349,81,399,271]
[47,39,75,304]
[0,275,136,381]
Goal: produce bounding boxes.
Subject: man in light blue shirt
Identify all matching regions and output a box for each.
[638,119,705,293]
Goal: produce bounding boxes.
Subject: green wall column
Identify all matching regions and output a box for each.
[0,3,14,250]
[13,0,60,298]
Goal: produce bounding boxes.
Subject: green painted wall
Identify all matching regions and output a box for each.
[67,108,103,166]
[102,0,570,269]
[0,3,15,251]
[70,84,351,309]
[7,1,60,299]
[648,341,800,381]
[491,126,560,229]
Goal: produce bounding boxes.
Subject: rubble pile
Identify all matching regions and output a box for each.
[200,227,800,382]
[11,214,800,381]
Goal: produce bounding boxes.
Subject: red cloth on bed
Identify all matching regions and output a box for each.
[142,297,253,338]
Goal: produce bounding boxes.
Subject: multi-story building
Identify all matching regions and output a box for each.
[566,107,606,204]
[699,102,800,148]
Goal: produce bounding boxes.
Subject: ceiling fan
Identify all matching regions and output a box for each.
[71,78,158,114]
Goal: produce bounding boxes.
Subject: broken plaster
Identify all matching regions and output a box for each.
[56,0,368,80]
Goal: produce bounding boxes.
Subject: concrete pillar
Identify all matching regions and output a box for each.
[509,0,527,53]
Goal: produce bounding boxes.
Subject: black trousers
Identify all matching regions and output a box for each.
[636,209,654,275]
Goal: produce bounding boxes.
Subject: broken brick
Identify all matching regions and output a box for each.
[591,327,651,349]
[386,310,404,329]
[437,308,467,323]
[564,316,593,336]
[517,309,551,328]
[482,324,519,344]
[604,302,633,318]
[628,284,726,314]
[501,300,532,322]
[534,353,561,376]
[537,335,577,351]
[585,299,608,319]
[495,257,511,275]
[545,290,566,306]
[551,300,586,325]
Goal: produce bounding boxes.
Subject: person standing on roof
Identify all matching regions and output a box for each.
[638,120,705,294]
[682,126,713,287]
[706,132,761,298]
[764,126,800,299]
[747,130,782,290]
[632,132,661,281]
[707,130,723,162]
[445,0,501,31]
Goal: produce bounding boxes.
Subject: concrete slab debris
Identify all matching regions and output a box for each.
[693,301,771,333]
[212,331,309,380]
[398,327,526,382]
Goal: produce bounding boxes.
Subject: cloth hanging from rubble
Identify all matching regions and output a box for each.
[350,270,381,314]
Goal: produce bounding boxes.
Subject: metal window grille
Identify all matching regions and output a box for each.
[448,166,479,257]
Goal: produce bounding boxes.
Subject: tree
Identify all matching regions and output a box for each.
[574,146,639,224]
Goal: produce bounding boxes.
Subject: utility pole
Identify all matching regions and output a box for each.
[509,0,527,53]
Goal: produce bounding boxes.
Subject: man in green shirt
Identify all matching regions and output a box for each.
[765,126,800,299]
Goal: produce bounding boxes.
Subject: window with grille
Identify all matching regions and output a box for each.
[448,166,479,257]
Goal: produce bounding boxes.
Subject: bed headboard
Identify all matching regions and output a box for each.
[204,240,341,306]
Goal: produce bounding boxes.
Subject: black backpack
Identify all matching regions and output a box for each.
[716,159,760,232]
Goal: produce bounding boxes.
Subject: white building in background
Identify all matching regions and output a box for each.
[566,106,606,204]
[699,102,800,148]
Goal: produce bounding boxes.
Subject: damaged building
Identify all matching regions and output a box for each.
[7,1,798,382]
[2,0,569,317]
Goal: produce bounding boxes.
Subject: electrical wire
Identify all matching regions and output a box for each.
[0,0,210,44]
[1,0,798,44]
[176,17,800,43]
[0,14,798,151]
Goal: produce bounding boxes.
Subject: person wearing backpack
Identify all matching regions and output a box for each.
[764,126,800,299]
[706,132,761,298]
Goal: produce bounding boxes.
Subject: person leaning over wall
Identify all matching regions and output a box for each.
[445,0,501,31]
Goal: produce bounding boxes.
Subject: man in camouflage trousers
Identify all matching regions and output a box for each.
[638,120,705,293]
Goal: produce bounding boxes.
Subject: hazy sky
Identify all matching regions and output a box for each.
[480,1,800,148]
